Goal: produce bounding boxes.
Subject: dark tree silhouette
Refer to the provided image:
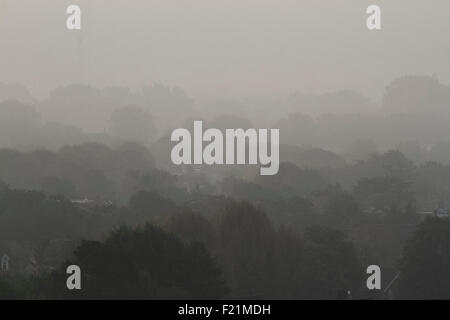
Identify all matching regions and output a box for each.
[397,218,450,299]
[53,224,227,299]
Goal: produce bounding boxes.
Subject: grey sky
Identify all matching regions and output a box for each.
[0,0,449,100]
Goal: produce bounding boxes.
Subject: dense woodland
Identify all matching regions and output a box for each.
[1,75,450,299]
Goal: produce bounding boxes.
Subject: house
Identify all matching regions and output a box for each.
[435,208,449,218]
[71,197,94,205]
[416,208,449,219]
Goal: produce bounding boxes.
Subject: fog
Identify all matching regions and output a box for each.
[1,1,450,300]
[0,0,449,100]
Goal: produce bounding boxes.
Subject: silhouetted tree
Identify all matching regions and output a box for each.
[53,224,227,299]
[397,218,450,299]
[109,106,157,146]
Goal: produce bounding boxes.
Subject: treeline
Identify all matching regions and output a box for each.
[0,189,364,299]
[4,76,450,158]
[2,142,450,270]
[1,140,450,298]
[4,141,450,211]
[0,185,449,299]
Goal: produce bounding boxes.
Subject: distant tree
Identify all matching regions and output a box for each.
[126,168,188,203]
[298,227,363,299]
[217,201,281,298]
[276,112,316,146]
[110,142,155,174]
[0,189,92,241]
[164,210,216,246]
[320,186,361,227]
[35,122,88,150]
[43,84,136,132]
[413,161,450,208]
[377,150,414,180]
[0,82,36,105]
[345,139,379,163]
[129,190,178,218]
[354,176,413,210]
[261,195,317,229]
[52,224,227,299]
[397,218,450,299]
[315,90,376,115]
[255,162,327,197]
[383,75,450,114]
[0,100,40,148]
[280,145,347,169]
[216,201,362,299]
[221,176,276,202]
[207,114,253,130]
[140,84,194,130]
[40,176,78,198]
[57,143,118,200]
[397,141,424,164]
[109,106,157,146]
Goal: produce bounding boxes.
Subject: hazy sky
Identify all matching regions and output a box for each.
[0,0,449,100]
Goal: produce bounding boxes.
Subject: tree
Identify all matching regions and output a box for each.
[217,201,280,298]
[255,162,327,197]
[397,218,450,299]
[354,176,413,211]
[298,227,363,299]
[52,224,227,299]
[164,210,215,246]
[383,75,450,114]
[129,191,178,218]
[207,114,253,131]
[216,201,362,299]
[377,150,413,180]
[345,139,379,162]
[140,84,194,130]
[127,168,187,202]
[0,100,40,148]
[0,189,91,241]
[109,106,157,146]
[40,176,78,198]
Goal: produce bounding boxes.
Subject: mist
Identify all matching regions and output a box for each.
[0,0,449,100]
[1,1,450,301]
